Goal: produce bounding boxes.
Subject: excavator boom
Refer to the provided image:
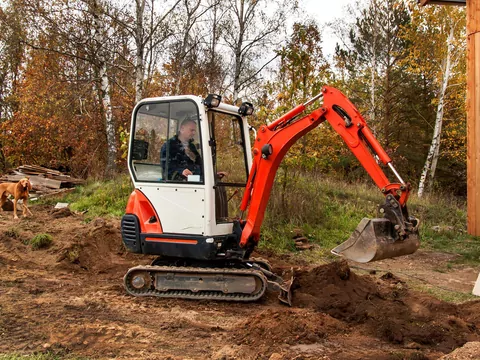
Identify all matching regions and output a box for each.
[239,86,420,263]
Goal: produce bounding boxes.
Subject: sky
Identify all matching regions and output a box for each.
[296,0,365,59]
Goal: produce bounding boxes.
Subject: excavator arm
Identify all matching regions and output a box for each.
[239,86,420,263]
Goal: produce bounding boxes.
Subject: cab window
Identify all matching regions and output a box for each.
[131,100,203,183]
[209,111,249,223]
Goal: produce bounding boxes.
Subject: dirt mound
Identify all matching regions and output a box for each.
[291,261,480,352]
[0,206,141,276]
[2,205,480,359]
[54,217,136,274]
[238,308,344,347]
[49,207,73,218]
[440,341,480,359]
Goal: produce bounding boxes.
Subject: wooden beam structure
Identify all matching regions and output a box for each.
[419,0,466,5]
[466,0,480,235]
[421,0,479,235]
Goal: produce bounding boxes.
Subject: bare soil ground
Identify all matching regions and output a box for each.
[1,205,480,359]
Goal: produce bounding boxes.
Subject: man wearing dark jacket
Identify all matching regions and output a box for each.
[161,118,202,181]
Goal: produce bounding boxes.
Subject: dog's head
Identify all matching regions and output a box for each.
[20,178,32,191]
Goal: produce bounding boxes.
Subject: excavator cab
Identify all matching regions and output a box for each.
[126,95,253,244]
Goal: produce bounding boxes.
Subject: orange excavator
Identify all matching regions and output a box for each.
[121,86,420,305]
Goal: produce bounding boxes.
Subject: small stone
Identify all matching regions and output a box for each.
[269,353,284,360]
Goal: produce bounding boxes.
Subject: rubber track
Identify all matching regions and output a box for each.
[124,265,267,302]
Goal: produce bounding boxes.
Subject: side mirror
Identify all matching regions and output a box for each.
[132,139,149,160]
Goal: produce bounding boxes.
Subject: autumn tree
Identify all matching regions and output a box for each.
[0,32,101,172]
[14,0,138,176]
[335,0,411,148]
[0,1,28,170]
[258,22,333,172]
[223,0,294,103]
[203,0,228,93]
[107,0,180,102]
[401,1,466,197]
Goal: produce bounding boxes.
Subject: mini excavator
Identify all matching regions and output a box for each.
[121,86,420,305]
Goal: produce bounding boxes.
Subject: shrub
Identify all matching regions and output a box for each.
[30,234,53,250]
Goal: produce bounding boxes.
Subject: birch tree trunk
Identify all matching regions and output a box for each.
[91,0,117,176]
[369,0,377,134]
[173,0,202,95]
[232,0,245,103]
[207,0,221,92]
[135,0,145,103]
[417,26,454,197]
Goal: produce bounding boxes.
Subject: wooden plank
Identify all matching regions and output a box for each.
[467,0,480,34]
[475,32,480,235]
[420,0,466,5]
[19,165,63,176]
[0,175,62,189]
[467,0,480,235]
[467,34,475,234]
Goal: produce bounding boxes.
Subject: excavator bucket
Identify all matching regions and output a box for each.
[331,217,420,263]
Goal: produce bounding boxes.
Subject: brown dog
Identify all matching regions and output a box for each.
[0,178,33,219]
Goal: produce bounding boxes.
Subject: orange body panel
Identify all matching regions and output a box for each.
[125,189,163,234]
[145,237,198,244]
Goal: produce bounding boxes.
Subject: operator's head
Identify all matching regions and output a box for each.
[178,118,197,142]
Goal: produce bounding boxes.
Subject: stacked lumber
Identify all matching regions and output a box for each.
[0,164,85,197]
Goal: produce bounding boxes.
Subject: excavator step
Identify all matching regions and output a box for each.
[124,265,268,302]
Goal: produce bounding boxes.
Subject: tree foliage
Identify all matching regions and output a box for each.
[0,0,469,197]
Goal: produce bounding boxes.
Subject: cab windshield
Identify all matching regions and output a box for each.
[130,100,203,183]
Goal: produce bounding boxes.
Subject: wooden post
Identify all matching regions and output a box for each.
[467,0,480,235]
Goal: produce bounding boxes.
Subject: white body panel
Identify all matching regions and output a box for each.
[138,184,205,234]
[128,95,253,237]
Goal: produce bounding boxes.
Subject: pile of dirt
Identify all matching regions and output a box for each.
[289,261,480,352]
[238,308,344,347]
[2,205,480,359]
[440,341,480,359]
[55,217,130,274]
[0,206,142,276]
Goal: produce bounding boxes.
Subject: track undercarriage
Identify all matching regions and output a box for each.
[123,258,293,305]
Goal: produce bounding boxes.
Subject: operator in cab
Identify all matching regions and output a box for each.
[160,117,202,181]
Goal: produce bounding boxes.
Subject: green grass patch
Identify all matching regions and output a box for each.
[35,170,479,265]
[39,174,133,220]
[408,194,480,264]
[410,282,477,303]
[30,234,53,250]
[259,171,480,265]
[0,354,89,360]
[69,175,133,219]
[0,355,57,360]
[66,247,80,263]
